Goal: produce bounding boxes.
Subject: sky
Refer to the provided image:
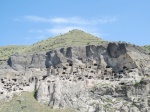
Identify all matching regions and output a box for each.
[0,0,150,46]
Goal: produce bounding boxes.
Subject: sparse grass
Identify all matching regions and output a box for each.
[142,45,150,52]
[23,29,104,53]
[0,30,149,63]
[104,99,113,103]
[0,45,27,61]
[0,92,74,112]
[0,29,104,62]
[0,61,3,65]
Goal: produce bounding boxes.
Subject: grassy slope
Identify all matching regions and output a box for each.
[0,29,103,62]
[0,92,73,112]
[143,45,150,52]
[24,29,103,53]
[0,45,27,60]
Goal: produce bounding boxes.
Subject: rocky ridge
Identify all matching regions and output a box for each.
[0,36,150,111]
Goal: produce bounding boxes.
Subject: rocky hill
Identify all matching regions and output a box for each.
[24,29,104,53]
[0,29,104,65]
[0,30,150,112]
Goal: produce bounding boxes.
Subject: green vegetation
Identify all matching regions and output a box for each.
[142,45,150,52]
[0,92,73,112]
[93,83,110,88]
[0,30,149,63]
[24,29,103,53]
[0,29,104,63]
[104,99,113,103]
[0,45,27,61]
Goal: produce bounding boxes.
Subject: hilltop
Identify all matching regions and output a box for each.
[1,29,149,64]
[24,29,104,53]
[0,29,104,63]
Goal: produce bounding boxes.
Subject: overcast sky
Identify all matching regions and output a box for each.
[0,0,150,46]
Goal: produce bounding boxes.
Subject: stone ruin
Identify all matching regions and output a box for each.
[0,42,150,112]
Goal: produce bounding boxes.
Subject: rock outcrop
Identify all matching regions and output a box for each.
[0,42,150,112]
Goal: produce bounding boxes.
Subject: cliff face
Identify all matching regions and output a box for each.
[5,43,148,71]
[0,42,150,112]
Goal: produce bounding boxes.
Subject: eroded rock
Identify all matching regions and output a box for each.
[0,42,150,112]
